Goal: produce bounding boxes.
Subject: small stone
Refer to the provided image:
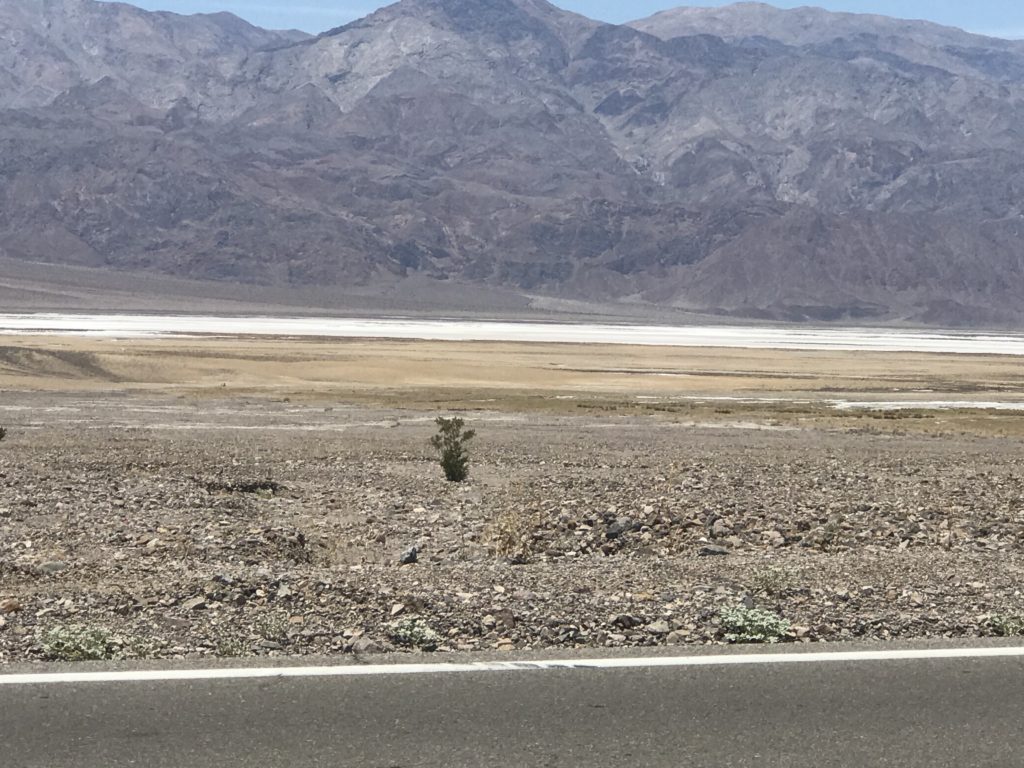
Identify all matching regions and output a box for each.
[182,596,207,611]
[0,598,21,615]
[399,546,418,565]
[494,608,516,630]
[606,517,634,540]
[390,602,406,618]
[665,630,690,645]
[606,522,626,540]
[613,614,643,629]
[350,637,383,655]
[158,615,192,631]
[698,545,730,557]
[38,561,68,575]
[646,620,671,636]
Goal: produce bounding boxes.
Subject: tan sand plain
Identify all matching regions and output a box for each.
[2,335,1024,432]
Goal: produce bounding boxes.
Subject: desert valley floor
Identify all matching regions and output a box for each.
[1,331,1024,661]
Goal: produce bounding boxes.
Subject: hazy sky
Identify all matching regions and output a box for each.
[103,1,1024,39]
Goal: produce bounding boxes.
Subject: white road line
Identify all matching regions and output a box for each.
[2,647,1024,686]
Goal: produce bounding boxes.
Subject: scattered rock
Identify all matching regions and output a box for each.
[665,630,690,644]
[698,545,730,557]
[646,620,671,636]
[3,397,1022,663]
[0,599,21,615]
[349,637,384,655]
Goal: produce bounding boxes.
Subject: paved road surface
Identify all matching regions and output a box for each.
[3,647,1023,767]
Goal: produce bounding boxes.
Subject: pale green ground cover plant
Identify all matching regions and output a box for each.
[387,618,442,651]
[39,625,113,661]
[987,614,1024,637]
[719,606,791,644]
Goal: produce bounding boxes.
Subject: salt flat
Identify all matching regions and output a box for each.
[1,314,1024,355]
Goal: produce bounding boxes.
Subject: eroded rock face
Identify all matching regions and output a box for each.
[4,0,1024,325]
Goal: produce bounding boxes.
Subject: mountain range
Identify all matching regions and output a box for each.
[3,0,1024,324]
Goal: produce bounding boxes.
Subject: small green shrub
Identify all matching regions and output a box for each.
[387,618,441,651]
[430,416,475,483]
[988,614,1024,637]
[39,625,112,661]
[719,606,791,644]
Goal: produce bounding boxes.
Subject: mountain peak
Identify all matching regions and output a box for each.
[335,0,597,47]
[629,1,1012,46]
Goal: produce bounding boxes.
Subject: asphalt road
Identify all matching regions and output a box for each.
[3,649,1023,767]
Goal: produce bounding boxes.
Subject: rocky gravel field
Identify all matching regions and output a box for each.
[2,394,1024,663]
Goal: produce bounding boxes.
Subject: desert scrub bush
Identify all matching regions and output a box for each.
[387,618,441,651]
[39,625,113,661]
[430,416,475,482]
[987,614,1024,637]
[215,637,250,658]
[200,474,282,497]
[719,606,791,644]
[749,565,797,597]
[487,507,543,561]
[253,613,290,644]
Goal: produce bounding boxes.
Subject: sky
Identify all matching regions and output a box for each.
[103,1,1024,39]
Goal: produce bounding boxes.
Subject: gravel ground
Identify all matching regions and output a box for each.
[2,394,1024,663]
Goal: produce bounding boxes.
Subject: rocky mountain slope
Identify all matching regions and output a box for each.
[3,0,1024,324]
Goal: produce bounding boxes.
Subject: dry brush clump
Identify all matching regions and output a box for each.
[749,565,799,597]
[487,506,545,561]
